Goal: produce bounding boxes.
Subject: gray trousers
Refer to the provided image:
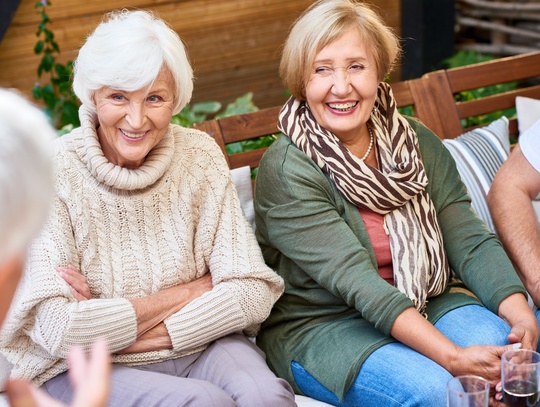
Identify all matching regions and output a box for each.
[42,333,297,407]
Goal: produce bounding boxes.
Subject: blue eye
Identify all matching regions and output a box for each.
[349,64,364,72]
[111,94,125,101]
[147,95,162,102]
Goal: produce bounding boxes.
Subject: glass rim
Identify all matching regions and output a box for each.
[447,374,490,395]
[502,348,540,366]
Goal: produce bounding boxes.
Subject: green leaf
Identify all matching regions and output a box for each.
[42,54,54,71]
[191,101,221,114]
[32,84,43,99]
[61,101,80,128]
[34,41,44,54]
[45,30,54,42]
[54,63,68,77]
[216,92,258,118]
[43,89,57,110]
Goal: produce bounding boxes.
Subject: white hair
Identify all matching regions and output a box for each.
[73,9,194,115]
[0,89,54,263]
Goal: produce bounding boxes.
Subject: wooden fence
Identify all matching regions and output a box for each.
[0,0,400,111]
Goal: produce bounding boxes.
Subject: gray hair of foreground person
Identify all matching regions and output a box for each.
[280,0,401,100]
[72,9,193,115]
[0,89,54,265]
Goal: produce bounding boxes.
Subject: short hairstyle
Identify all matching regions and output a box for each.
[73,10,193,115]
[280,0,401,100]
[0,89,54,263]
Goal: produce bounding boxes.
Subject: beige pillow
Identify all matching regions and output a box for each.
[516,96,540,136]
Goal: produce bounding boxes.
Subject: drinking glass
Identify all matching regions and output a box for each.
[502,349,540,407]
[447,375,489,407]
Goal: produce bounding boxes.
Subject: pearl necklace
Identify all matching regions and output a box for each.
[360,125,374,161]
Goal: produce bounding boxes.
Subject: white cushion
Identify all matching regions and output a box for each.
[442,117,510,232]
[230,166,255,230]
[295,394,334,406]
[516,96,540,136]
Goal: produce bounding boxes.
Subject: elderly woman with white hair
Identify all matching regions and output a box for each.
[0,10,295,407]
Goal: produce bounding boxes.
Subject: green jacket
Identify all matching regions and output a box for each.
[254,117,526,400]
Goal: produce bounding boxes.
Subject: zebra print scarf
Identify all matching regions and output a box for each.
[278,81,450,315]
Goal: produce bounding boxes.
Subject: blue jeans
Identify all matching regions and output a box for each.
[292,305,512,406]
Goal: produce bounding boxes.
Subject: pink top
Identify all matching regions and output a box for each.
[358,207,394,285]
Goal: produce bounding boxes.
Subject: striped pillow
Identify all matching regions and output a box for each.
[442,117,510,232]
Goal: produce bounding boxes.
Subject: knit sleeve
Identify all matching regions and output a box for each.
[163,138,284,352]
[1,194,138,358]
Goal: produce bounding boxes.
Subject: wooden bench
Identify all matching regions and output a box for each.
[195,51,540,171]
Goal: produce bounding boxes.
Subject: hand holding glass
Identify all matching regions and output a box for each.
[502,349,540,407]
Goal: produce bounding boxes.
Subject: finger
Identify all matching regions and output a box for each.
[508,326,525,343]
[58,269,91,300]
[6,379,63,407]
[6,379,38,407]
[73,339,111,407]
[58,266,88,287]
[71,288,88,302]
[67,345,87,389]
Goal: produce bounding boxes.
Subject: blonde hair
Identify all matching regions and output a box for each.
[280,0,401,100]
[73,9,193,115]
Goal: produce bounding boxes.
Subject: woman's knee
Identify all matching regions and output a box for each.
[234,375,296,407]
[435,305,510,347]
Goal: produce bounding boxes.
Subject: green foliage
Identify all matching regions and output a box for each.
[171,92,278,157]
[171,92,261,128]
[442,50,517,128]
[32,0,80,130]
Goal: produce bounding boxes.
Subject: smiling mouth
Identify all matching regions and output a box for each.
[120,129,146,140]
[327,101,358,112]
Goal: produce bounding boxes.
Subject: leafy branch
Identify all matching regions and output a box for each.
[32,0,80,130]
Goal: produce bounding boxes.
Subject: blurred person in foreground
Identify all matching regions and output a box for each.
[0,88,110,407]
[253,0,538,405]
[0,10,295,407]
[488,119,540,318]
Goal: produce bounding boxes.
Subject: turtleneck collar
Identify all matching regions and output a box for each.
[74,104,175,191]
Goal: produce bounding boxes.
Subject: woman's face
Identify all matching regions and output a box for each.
[94,69,176,169]
[305,28,380,144]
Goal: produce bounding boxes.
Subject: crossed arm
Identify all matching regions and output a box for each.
[58,265,213,353]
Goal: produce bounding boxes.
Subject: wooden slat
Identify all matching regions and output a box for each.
[444,52,540,93]
[423,70,465,139]
[456,84,540,119]
[390,80,415,107]
[408,77,446,137]
[218,106,281,143]
[229,148,269,170]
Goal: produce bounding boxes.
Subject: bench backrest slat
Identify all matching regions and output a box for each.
[194,51,540,170]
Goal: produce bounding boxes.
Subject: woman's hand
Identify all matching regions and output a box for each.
[57,265,91,301]
[6,339,110,407]
[116,322,172,354]
[498,293,539,351]
[448,344,515,385]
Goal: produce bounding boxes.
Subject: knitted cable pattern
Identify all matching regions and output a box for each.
[0,107,283,386]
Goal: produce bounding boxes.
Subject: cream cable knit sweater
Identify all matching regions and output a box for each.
[0,106,284,386]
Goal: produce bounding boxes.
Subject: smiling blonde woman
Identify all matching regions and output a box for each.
[254,0,539,405]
